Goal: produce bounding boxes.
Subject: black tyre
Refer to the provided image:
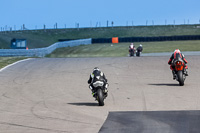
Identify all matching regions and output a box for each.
[177,71,184,86]
[137,52,140,57]
[130,50,134,57]
[97,89,104,106]
[130,52,133,56]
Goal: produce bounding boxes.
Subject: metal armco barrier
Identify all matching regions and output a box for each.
[0,38,92,57]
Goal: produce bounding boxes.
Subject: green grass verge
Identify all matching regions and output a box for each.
[46,40,200,58]
[0,57,28,69]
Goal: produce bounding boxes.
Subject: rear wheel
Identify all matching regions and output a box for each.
[97,89,104,106]
[177,71,184,86]
[136,51,141,57]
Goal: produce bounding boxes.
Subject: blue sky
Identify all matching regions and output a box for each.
[0,0,200,30]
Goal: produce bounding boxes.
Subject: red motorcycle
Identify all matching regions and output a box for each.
[129,48,136,57]
[173,57,186,86]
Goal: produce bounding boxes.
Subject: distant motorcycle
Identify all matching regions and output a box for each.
[92,79,108,106]
[136,50,141,57]
[129,49,135,57]
[173,57,186,86]
[136,45,143,57]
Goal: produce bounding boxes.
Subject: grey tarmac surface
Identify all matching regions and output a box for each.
[99,111,200,133]
[0,56,200,133]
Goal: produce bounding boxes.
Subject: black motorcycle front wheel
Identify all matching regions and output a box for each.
[97,89,104,106]
[177,71,184,86]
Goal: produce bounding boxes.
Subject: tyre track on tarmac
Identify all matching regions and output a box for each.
[0,121,70,133]
[142,90,147,111]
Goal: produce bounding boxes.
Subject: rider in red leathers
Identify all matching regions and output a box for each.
[168,49,188,79]
[129,43,136,56]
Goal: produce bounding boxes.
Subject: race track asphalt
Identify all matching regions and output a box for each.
[0,55,200,133]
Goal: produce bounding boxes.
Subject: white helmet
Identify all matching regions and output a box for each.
[140,44,142,47]
[174,49,180,53]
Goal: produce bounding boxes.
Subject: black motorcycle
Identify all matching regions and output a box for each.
[136,46,143,57]
[92,80,107,106]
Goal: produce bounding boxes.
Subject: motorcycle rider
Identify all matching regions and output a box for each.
[168,49,188,79]
[129,43,136,56]
[137,44,143,52]
[88,67,108,96]
[136,44,143,54]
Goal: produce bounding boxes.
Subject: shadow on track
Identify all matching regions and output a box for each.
[148,83,179,86]
[68,102,98,106]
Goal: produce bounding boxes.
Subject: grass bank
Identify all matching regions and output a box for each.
[46,40,200,57]
[1,24,200,49]
[0,57,27,69]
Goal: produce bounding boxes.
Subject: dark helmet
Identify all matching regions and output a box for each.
[93,67,100,71]
[93,67,101,77]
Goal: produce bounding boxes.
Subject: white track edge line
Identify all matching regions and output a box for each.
[0,58,33,72]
